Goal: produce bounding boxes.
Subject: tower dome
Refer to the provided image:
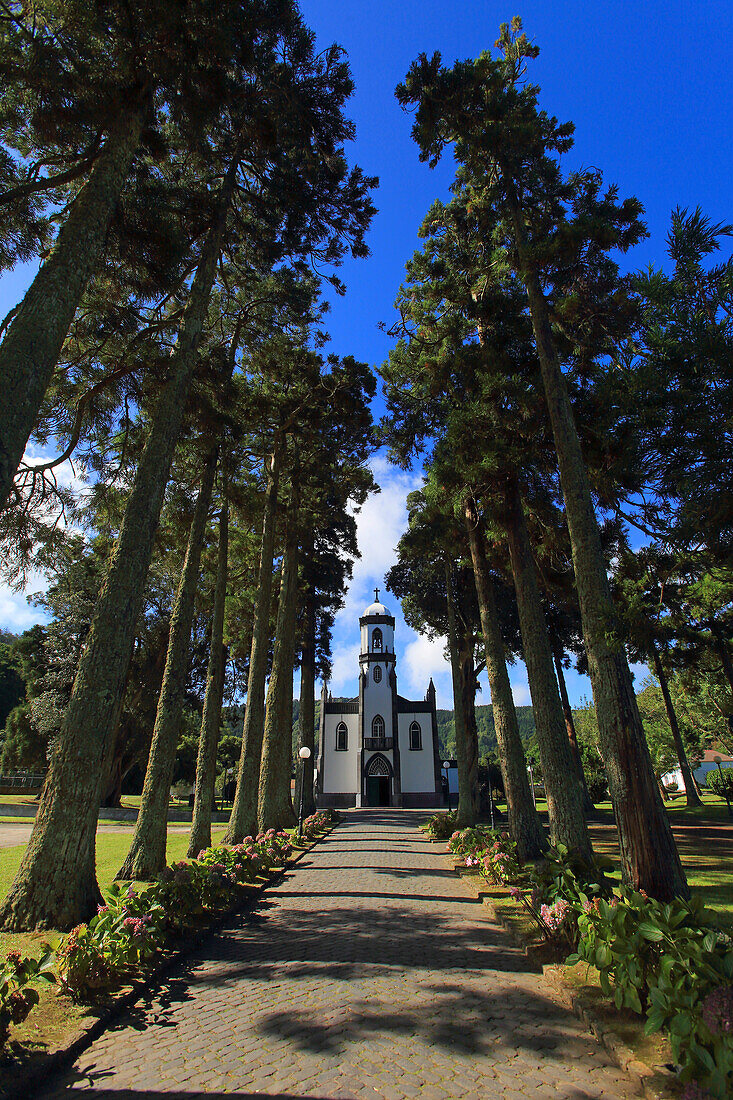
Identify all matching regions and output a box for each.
[362,587,391,618]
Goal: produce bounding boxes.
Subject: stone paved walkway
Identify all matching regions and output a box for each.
[41,811,637,1099]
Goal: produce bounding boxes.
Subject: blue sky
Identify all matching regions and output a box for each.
[1,1,731,710]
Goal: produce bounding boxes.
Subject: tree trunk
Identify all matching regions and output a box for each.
[445,560,479,827]
[188,500,229,857]
[650,642,702,808]
[0,107,146,511]
[117,449,218,880]
[296,585,317,821]
[500,168,688,901]
[224,447,281,843]
[0,161,238,932]
[100,756,124,809]
[257,479,300,832]
[465,503,546,858]
[504,484,593,863]
[550,632,594,813]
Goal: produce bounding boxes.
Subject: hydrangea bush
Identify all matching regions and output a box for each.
[423,811,458,840]
[566,889,733,1098]
[447,827,521,886]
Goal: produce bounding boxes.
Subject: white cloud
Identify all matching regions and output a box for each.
[510,678,532,707]
[339,455,422,618]
[0,444,88,636]
[403,631,448,685]
[328,641,361,697]
[0,569,50,634]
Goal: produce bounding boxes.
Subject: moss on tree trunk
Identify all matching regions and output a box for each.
[445,560,479,827]
[0,108,146,511]
[465,503,546,858]
[188,501,229,857]
[258,482,299,832]
[225,448,280,843]
[118,449,219,880]
[505,484,593,862]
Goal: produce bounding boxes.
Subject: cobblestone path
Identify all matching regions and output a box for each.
[43,811,637,1099]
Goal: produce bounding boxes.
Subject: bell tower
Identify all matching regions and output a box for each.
[358,591,401,806]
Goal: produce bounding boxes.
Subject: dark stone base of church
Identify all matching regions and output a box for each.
[318,793,357,808]
[318,792,444,809]
[401,792,444,808]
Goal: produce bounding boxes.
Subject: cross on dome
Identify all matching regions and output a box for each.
[374,586,380,602]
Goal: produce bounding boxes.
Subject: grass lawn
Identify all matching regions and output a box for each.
[489,790,733,930]
[0,827,225,961]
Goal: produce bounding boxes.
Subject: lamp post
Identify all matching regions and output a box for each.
[488,772,495,831]
[297,746,312,838]
[713,756,732,817]
[527,761,536,808]
[443,760,452,813]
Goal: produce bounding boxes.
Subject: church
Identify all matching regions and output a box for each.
[317,592,442,808]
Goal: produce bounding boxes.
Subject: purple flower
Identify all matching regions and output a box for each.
[682,1082,712,1100]
[701,985,733,1036]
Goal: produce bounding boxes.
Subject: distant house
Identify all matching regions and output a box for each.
[661,749,733,791]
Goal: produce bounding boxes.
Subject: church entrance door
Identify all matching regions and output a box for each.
[366,775,390,806]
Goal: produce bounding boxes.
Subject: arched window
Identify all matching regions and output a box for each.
[335,722,348,751]
[372,627,383,651]
[373,664,382,684]
[371,714,385,739]
[409,721,422,751]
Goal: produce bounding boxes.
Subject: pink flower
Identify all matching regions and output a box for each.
[96,904,108,916]
[509,887,523,900]
[701,985,733,1036]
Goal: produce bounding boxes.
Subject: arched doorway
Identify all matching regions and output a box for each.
[365,752,391,807]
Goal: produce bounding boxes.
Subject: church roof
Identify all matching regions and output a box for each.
[363,600,391,617]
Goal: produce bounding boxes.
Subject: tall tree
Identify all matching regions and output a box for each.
[396,22,688,899]
[0,0,288,510]
[117,448,219,879]
[464,502,546,857]
[257,471,300,831]
[189,498,229,856]
[1,18,376,929]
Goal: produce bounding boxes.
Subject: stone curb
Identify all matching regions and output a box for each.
[445,855,678,1100]
[0,824,337,1100]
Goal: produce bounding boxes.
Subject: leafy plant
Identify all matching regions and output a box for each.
[529,842,610,909]
[567,888,733,1098]
[0,949,56,1044]
[707,768,733,801]
[423,810,457,840]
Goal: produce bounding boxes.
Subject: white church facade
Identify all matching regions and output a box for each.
[317,592,442,808]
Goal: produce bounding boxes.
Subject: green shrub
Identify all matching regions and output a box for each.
[584,768,609,804]
[447,825,496,858]
[0,949,56,1045]
[707,768,733,800]
[56,883,167,997]
[423,810,457,840]
[530,842,610,910]
[567,889,733,1098]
